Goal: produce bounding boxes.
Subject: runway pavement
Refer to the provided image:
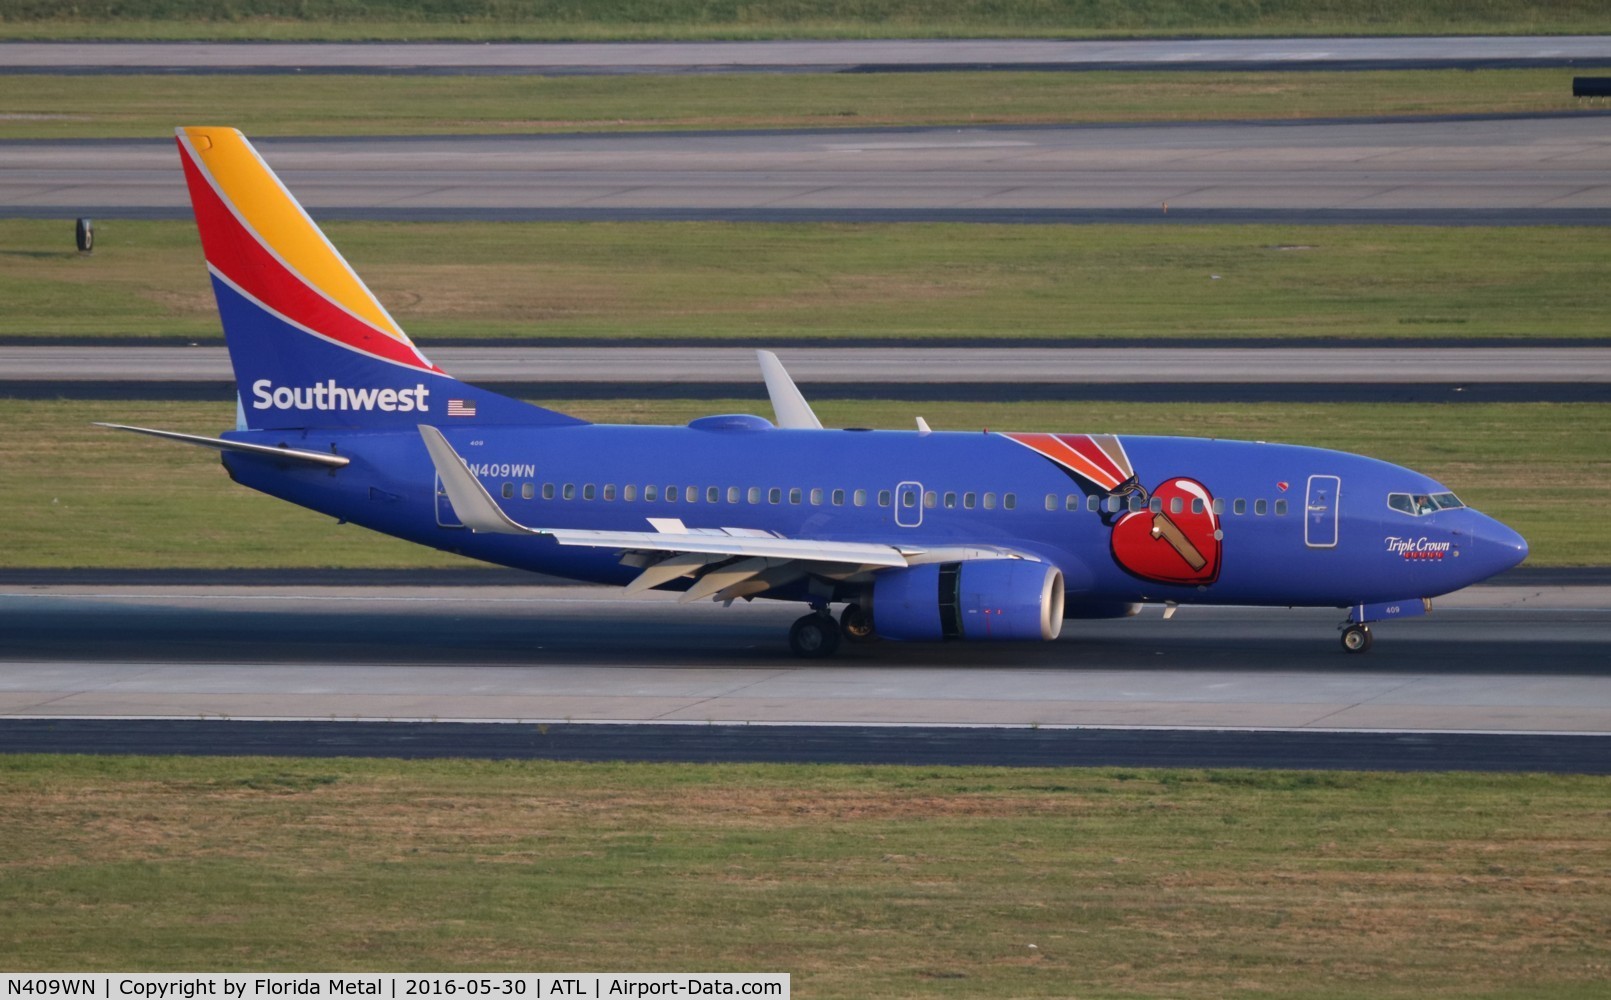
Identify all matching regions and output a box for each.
[4,582,1606,769]
[5,38,1611,74]
[3,583,1607,732]
[4,117,1608,222]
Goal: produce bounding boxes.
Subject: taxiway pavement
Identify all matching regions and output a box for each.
[5,346,1610,385]
[4,117,1608,222]
[5,38,1611,74]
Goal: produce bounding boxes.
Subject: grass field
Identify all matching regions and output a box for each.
[2,756,1608,996]
[1,0,1605,40]
[3,398,1604,568]
[0,69,1591,139]
[5,220,1606,341]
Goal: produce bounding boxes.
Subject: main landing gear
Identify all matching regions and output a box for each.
[788,612,841,658]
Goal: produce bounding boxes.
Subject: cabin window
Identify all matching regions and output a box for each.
[854,488,868,507]
[562,484,575,501]
[983,493,996,510]
[1004,493,1016,510]
[788,487,802,504]
[832,489,846,506]
[682,486,695,503]
[501,482,514,499]
[810,488,823,506]
[1129,495,1146,513]
[748,487,761,504]
[1070,494,1084,512]
[963,492,976,509]
[521,483,534,500]
[1106,496,1122,514]
[924,491,937,509]
[1046,494,1058,511]
[727,487,740,503]
[1255,499,1268,516]
[944,491,958,509]
[604,485,616,502]
[664,485,677,503]
[1170,497,1184,514]
[644,485,658,502]
[900,488,917,509]
[542,483,555,500]
[583,484,596,501]
[1190,498,1204,515]
[1275,498,1288,516]
[703,486,716,504]
[624,485,637,502]
[1148,497,1162,514]
[1212,498,1224,515]
[878,490,892,508]
[769,488,782,504]
[1234,498,1246,515]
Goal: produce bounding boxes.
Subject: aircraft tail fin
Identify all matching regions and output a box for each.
[175,126,582,431]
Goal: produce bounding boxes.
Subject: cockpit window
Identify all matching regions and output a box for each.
[1388,491,1465,516]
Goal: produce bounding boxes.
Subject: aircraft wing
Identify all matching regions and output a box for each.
[420,425,1038,602]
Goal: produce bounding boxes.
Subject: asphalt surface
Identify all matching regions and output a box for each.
[5,116,1608,223]
[4,38,1611,74]
[4,581,1607,770]
[16,380,1606,405]
[3,584,1607,729]
[8,346,1609,384]
[3,719,1606,772]
[12,346,1606,404]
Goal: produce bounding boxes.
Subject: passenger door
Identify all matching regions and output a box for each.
[1305,475,1340,548]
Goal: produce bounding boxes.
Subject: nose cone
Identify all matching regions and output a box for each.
[1462,512,1528,583]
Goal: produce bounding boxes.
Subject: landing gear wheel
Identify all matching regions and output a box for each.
[1340,624,1373,654]
[789,613,841,658]
[840,604,876,643]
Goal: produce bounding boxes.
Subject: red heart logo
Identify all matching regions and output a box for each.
[1110,478,1223,586]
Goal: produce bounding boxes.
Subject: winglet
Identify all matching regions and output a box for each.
[757,350,823,430]
[417,425,533,534]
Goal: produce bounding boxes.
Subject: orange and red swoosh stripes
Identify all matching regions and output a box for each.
[1004,432,1131,491]
[177,133,442,374]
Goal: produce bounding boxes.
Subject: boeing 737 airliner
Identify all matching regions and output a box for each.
[103,127,1529,657]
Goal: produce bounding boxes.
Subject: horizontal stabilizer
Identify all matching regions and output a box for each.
[95,423,350,468]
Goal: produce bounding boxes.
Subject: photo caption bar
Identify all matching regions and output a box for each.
[2,975,788,1000]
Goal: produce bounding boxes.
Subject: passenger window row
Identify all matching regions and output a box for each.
[498,480,1020,511]
[1042,493,1289,516]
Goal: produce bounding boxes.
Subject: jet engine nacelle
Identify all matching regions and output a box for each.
[871,560,1064,642]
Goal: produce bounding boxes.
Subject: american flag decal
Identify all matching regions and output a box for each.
[446,399,476,417]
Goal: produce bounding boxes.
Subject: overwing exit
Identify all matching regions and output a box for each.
[103,127,1528,657]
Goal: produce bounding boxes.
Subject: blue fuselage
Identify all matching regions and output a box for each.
[222,418,1527,611]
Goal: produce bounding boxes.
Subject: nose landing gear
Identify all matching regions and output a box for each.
[1340,623,1373,654]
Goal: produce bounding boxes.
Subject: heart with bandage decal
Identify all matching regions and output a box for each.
[1110,477,1222,586]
